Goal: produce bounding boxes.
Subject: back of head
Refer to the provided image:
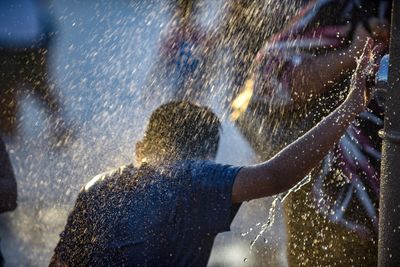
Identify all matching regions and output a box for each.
[137,101,220,165]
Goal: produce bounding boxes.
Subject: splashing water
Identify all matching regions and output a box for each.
[0,0,315,266]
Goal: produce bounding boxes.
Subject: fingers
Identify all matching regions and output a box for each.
[355,38,373,77]
[350,38,373,99]
[370,43,386,73]
[352,18,389,56]
[352,23,373,57]
[363,38,374,56]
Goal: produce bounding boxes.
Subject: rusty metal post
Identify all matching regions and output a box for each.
[378,0,400,266]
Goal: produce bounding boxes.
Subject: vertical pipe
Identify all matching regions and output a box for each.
[378,0,400,266]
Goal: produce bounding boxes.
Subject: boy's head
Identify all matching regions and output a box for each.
[135,101,220,165]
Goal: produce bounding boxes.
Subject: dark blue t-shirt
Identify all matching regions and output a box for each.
[53,160,241,266]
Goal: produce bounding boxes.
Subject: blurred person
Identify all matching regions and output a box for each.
[0,0,72,145]
[232,0,390,265]
[50,42,375,266]
[0,137,17,266]
[148,0,300,107]
[147,0,212,102]
[217,0,303,99]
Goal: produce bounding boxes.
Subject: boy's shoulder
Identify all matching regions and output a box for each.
[80,160,237,196]
[83,164,136,192]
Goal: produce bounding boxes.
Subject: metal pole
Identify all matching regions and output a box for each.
[378,0,400,266]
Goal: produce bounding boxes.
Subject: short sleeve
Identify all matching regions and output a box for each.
[188,161,242,233]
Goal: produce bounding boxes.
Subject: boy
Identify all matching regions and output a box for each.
[50,41,374,266]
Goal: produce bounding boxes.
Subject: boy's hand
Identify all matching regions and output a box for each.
[346,38,376,112]
[351,19,389,57]
[352,23,372,55]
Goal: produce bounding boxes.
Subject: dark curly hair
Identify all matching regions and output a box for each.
[137,101,220,164]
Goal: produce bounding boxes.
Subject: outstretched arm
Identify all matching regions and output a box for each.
[232,39,374,203]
